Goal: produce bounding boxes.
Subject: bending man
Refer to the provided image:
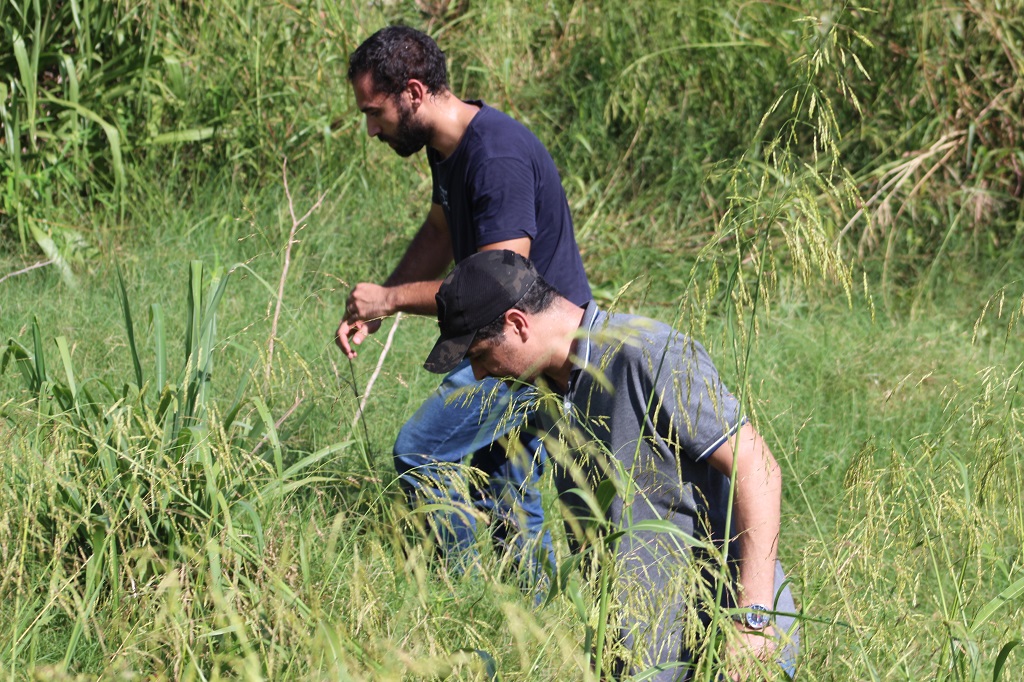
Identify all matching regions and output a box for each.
[423,250,799,680]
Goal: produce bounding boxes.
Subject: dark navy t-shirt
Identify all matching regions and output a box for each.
[428,102,591,306]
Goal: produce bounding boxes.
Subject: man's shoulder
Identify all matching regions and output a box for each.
[593,312,707,368]
[464,104,542,155]
[597,311,675,345]
[470,102,522,130]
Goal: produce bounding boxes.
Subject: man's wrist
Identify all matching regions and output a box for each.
[382,285,398,315]
[733,604,772,631]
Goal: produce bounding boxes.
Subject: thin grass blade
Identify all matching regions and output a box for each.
[116,265,144,388]
[151,303,165,390]
[993,640,1020,682]
[253,397,283,477]
[54,336,77,403]
[970,574,1024,633]
[31,317,46,384]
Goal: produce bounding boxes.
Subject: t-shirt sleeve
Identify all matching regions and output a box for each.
[645,334,743,462]
[468,157,538,247]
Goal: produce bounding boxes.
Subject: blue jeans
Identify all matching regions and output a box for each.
[613,559,799,680]
[393,360,554,583]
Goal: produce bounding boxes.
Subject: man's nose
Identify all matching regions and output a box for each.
[471,361,488,381]
[366,119,381,138]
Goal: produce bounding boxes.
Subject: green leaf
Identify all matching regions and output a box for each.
[31,317,46,385]
[253,397,283,478]
[12,32,37,145]
[151,303,166,391]
[60,54,80,104]
[40,95,125,195]
[281,441,352,480]
[606,519,714,552]
[148,127,216,145]
[1,339,38,392]
[994,640,1020,682]
[230,499,265,554]
[970,574,1024,633]
[28,223,77,287]
[116,265,144,388]
[54,336,77,403]
[595,478,617,514]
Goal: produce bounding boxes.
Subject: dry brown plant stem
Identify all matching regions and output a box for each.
[267,159,326,383]
[0,260,54,285]
[351,312,403,429]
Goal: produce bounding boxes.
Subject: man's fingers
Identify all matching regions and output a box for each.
[335,318,383,358]
[351,329,368,349]
[335,319,360,357]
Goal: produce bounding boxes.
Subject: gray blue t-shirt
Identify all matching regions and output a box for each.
[546,302,744,545]
[428,102,591,306]
[536,302,798,679]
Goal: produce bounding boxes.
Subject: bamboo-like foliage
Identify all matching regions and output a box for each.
[0,260,355,670]
[3,0,1022,278]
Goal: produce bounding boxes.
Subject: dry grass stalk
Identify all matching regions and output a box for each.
[267,159,326,383]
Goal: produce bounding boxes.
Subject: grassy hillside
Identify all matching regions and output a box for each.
[2,1,1023,679]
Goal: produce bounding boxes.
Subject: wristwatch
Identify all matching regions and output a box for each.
[734,604,771,630]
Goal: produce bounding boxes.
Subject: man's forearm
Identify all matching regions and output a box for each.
[731,428,782,607]
[384,207,452,287]
[709,423,783,607]
[379,280,444,316]
[364,205,448,317]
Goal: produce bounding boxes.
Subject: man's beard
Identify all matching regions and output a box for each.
[380,99,432,157]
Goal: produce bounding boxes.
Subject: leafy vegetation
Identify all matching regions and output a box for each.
[2,0,1022,680]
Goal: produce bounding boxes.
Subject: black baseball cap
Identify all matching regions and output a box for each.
[424,250,539,374]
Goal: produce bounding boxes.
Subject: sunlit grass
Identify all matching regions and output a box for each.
[3,0,1024,679]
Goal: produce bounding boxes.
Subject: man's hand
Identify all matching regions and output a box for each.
[335,283,393,357]
[723,624,779,681]
[336,317,382,357]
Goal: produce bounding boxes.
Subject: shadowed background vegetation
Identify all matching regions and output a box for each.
[2,0,1022,680]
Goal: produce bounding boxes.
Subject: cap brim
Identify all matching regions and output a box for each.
[423,329,477,374]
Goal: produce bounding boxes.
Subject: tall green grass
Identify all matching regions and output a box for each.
[2,0,1024,679]
[4,225,1021,679]
[4,1,1021,275]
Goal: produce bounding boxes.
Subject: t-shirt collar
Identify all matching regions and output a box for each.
[566,301,603,394]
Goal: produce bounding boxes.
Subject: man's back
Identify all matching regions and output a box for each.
[428,103,590,306]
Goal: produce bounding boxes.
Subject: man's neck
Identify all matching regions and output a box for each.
[429,96,481,159]
[541,301,587,392]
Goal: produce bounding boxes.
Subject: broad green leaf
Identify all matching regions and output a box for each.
[28,223,77,287]
[149,127,216,145]
[12,32,37,145]
[1,339,38,392]
[116,265,144,388]
[60,54,80,104]
[994,640,1020,681]
[230,500,265,553]
[40,95,125,194]
[281,441,353,480]
[54,336,77,402]
[606,519,714,551]
[970,574,1024,633]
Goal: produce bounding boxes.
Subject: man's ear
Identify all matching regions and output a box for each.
[506,309,530,341]
[405,78,427,109]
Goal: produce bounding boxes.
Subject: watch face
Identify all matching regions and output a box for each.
[744,605,771,630]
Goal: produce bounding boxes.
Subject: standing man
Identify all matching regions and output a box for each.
[336,26,591,577]
[423,250,799,680]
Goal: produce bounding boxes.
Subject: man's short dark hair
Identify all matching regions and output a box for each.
[348,25,449,96]
[475,276,560,343]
